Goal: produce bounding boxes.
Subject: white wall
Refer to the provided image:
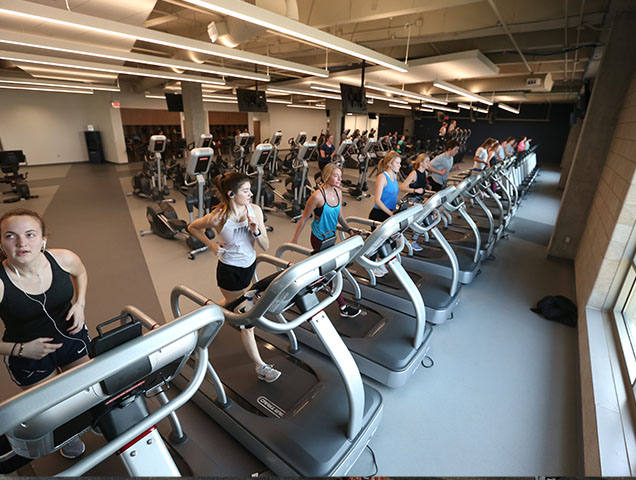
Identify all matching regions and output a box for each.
[263,103,328,145]
[0,89,127,165]
[344,113,379,135]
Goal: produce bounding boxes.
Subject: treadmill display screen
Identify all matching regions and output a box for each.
[201,138,212,148]
[194,156,210,174]
[258,151,270,165]
[154,140,164,150]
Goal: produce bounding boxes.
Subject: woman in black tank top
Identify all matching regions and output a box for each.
[0,210,89,385]
[0,209,90,460]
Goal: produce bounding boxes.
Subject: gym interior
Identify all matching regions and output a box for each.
[0,0,635,477]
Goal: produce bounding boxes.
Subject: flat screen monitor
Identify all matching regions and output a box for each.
[164,93,184,112]
[236,88,268,112]
[340,83,367,114]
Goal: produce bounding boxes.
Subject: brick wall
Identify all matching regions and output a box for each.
[576,70,636,308]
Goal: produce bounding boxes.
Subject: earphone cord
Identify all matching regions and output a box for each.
[13,264,89,356]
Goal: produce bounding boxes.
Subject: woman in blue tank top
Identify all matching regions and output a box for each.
[0,208,89,459]
[291,164,361,318]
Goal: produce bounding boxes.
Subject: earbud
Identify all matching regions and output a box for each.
[228,191,235,198]
[41,240,47,252]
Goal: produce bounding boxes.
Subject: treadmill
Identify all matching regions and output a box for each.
[0,304,224,477]
[400,184,481,285]
[170,236,384,477]
[276,203,434,388]
[343,205,462,325]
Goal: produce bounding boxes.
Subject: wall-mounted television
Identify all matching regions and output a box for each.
[164,93,184,112]
[340,83,367,114]
[236,88,268,112]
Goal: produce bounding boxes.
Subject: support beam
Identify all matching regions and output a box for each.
[181,82,207,146]
[558,118,583,189]
[547,11,636,259]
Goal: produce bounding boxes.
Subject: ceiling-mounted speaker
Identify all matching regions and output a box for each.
[436,111,445,122]
[326,109,330,117]
[469,108,476,123]
[488,108,495,124]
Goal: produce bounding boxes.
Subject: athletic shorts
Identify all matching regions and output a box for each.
[4,326,90,387]
[217,260,257,292]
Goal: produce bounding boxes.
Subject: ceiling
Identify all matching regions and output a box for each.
[0,0,617,107]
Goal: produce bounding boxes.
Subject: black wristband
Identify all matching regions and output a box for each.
[10,342,17,357]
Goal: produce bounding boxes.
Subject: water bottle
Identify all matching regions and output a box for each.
[236,289,258,314]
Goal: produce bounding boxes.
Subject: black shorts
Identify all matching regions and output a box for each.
[4,326,90,387]
[217,260,257,291]
[369,208,391,223]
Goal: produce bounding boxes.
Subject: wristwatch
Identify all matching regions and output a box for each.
[252,229,262,238]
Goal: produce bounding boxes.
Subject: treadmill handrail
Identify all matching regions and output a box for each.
[61,348,210,477]
[0,304,223,435]
[172,236,365,332]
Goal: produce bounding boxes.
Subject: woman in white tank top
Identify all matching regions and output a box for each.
[188,172,281,383]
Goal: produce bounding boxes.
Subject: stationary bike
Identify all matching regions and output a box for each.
[129,135,173,202]
[141,148,216,260]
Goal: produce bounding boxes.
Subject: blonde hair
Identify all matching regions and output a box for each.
[321,163,341,184]
[378,151,400,174]
[413,153,429,171]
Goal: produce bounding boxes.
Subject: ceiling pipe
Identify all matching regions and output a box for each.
[487,0,533,73]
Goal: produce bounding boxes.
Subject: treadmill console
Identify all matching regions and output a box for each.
[295,132,307,145]
[186,148,214,176]
[149,135,167,153]
[198,134,213,149]
[250,143,273,168]
[298,141,317,162]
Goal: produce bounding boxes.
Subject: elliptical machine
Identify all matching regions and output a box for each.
[348,138,375,200]
[141,148,215,260]
[285,140,316,222]
[232,133,254,174]
[129,135,173,202]
[251,143,288,218]
[264,131,283,180]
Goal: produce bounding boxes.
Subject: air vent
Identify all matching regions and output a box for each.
[526,78,541,87]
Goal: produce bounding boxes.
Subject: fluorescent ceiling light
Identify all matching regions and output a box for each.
[0,50,225,85]
[458,103,489,114]
[498,103,520,114]
[267,98,292,104]
[310,83,340,93]
[181,0,407,73]
[0,33,269,82]
[367,93,407,104]
[365,82,446,105]
[433,79,493,106]
[267,86,340,100]
[388,104,411,110]
[203,98,237,103]
[0,0,326,77]
[0,77,118,91]
[420,103,460,113]
[202,94,236,100]
[0,84,93,94]
[287,104,325,110]
[145,95,165,99]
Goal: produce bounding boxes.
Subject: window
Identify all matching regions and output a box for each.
[615,257,636,398]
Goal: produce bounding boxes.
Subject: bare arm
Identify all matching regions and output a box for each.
[291,190,322,244]
[188,211,223,255]
[247,204,269,251]
[399,171,423,194]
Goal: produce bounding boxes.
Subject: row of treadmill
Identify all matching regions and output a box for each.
[0,147,539,477]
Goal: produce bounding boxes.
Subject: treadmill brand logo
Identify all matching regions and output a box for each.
[257,396,285,418]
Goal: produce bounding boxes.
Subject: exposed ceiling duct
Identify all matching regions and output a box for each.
[208,0,299,48]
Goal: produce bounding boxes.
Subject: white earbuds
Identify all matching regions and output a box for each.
[41,240,47,252]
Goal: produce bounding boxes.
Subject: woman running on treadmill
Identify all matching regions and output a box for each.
[400,154,446,252]
[291,163,361,318]
[369,151,412,277]
[188,172,281,383]
[0,208,89,460]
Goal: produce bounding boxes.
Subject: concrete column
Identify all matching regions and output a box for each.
[181,82,207,146]
[547,10,636,259]
[557,118,583,189]
[326,99,342,145]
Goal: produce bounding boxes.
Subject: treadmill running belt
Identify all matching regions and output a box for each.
[210,325,317,418]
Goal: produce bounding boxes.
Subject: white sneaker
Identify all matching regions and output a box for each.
[373,264,389,277]
[256,363,281,383]
[411,241,424,252]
